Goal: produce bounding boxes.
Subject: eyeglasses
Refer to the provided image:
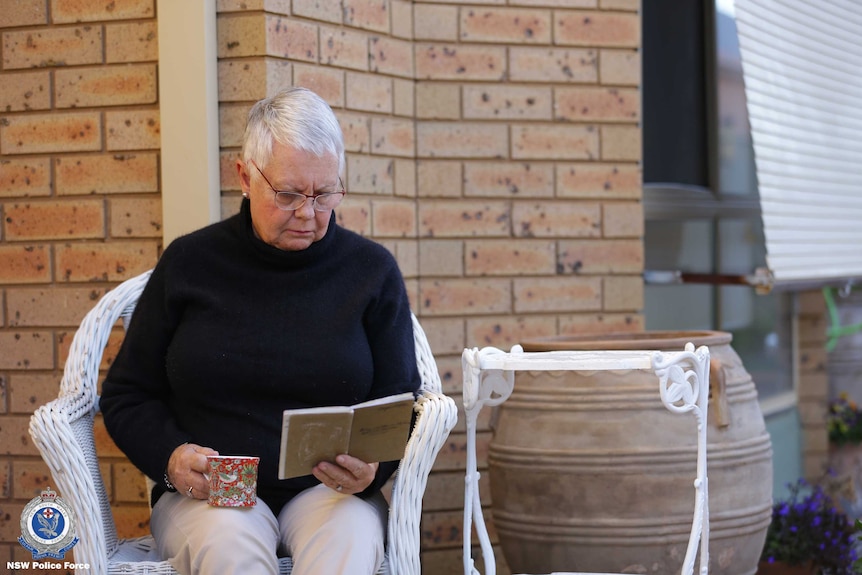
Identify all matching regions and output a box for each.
[250,160,345,212]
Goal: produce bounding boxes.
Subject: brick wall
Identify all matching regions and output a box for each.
[1,0,647,572]
[0,0,160,567]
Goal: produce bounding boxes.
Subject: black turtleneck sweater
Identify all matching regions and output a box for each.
[100,199,420,512]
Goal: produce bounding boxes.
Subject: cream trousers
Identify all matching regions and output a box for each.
[150,484,388,575]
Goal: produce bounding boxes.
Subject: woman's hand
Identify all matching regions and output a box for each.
[166,443,218,500]
[313,454,379,495]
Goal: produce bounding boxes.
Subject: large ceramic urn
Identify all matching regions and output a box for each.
[488,331,773,575]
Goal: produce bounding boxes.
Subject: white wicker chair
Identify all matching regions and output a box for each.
[29,269,458,575]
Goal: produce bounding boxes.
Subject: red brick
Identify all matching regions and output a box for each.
[416,83,461,120]
[390,0,412,40]
[419,201,510,238]
[217,13,266,57]
[417,160,462,198]
[418,278,511,316]
[556,163,641,199]
[600,48,640,85]
[418,122,508,159]
[54,241,158,282]
[336,198,371,236]
[509,47,598,83]
[55,153,159,195]
[603,275,643,311]
[2,25,102,69]
[559,312,644,335]
[0,460,9,497]
[555,10,640,47]
[372,199,416,237]
[370,117,415,157]
[111,503,151,538]
[7,372,63,413]
[0,0,48,27]
[0,158,52,197]
[463,85,552,120]
[513,276,602,312]
[216,0,291,13]
[393,158,416,198]
[414,4,458,41]
[0,70,51,112]
[415,44,506,81]
[464,161,553,198]
[601,0,638,9]
[603,200,643,237]
[321,26,369,71]
[346,155,394,194]
[0,504,26,542]
[0,244,51,284]
[346,71,392,113]
[467,314,558,349]
[601,124,641,161]
[370,36,414,78]
[393,78,414,117]
[113,461,148,502]
[106,109,161,151]
[110,196,162,238]
[267,15,318,61]
[512,200,601,238]
[419,239,464,276]
[557,239,643,274]
[419,317,466,356]
[217,58,292,102]
[105,21,158,63]
[460,7,551,44]
[343,0,389,33]
[4,199,104,240]
[55,64,157,108]
[219,150,242,192]
[0,332,53,370]
[295,64,345,108]
[556,86,639,122]
[12,459,53,499]
[52,0,155,23]
[218,103,251,148]
[0,111,101,155]
[466,239,556,276]
[512,124,599,160]
[293,0,343,23]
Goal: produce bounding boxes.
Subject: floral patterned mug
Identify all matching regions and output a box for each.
[205,455,259,507]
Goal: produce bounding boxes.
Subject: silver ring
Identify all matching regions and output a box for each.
[187,486,194,497]
[336,484,343,492]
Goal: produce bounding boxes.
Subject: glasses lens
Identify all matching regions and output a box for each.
[274,192,307,211]
[313,192,343,211]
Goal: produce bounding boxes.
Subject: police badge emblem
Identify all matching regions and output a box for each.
[18,487,79,560]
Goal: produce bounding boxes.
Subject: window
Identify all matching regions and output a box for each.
[642,0,794,402]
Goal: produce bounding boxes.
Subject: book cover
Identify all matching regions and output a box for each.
[278,392,416,480]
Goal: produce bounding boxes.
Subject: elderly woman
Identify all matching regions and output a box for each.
[100,87,420,575]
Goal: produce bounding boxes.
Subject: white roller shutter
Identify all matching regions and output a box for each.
[734,0,862,285]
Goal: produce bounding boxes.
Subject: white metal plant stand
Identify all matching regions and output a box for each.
[461,343,711,575]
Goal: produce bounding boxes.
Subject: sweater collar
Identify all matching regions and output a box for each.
[239,197,338,267]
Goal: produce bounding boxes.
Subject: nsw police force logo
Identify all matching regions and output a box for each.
[18,487,79,560]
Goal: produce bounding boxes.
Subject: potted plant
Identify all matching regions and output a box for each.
[829,393,862,447]
[758,478,858,574]
[828,393,862,518]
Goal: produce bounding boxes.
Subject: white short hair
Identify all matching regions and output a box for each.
[242,87,345,175]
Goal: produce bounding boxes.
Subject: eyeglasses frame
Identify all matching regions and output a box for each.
[249,159,345,212]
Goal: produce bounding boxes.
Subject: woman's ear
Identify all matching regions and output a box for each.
[236,159,251,198]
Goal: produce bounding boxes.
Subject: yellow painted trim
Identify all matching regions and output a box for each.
[157,0,220,244]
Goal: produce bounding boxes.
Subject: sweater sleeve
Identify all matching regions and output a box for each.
[99,256,193,483]
[356,257,422,498]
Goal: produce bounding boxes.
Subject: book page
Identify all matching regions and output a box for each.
[278,407,352,480]
[348,394,415,463]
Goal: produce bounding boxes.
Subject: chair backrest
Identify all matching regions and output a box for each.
[30,269,153,572]
[461,343,711,575]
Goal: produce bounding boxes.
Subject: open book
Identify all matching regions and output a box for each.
[278,392,416,480]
